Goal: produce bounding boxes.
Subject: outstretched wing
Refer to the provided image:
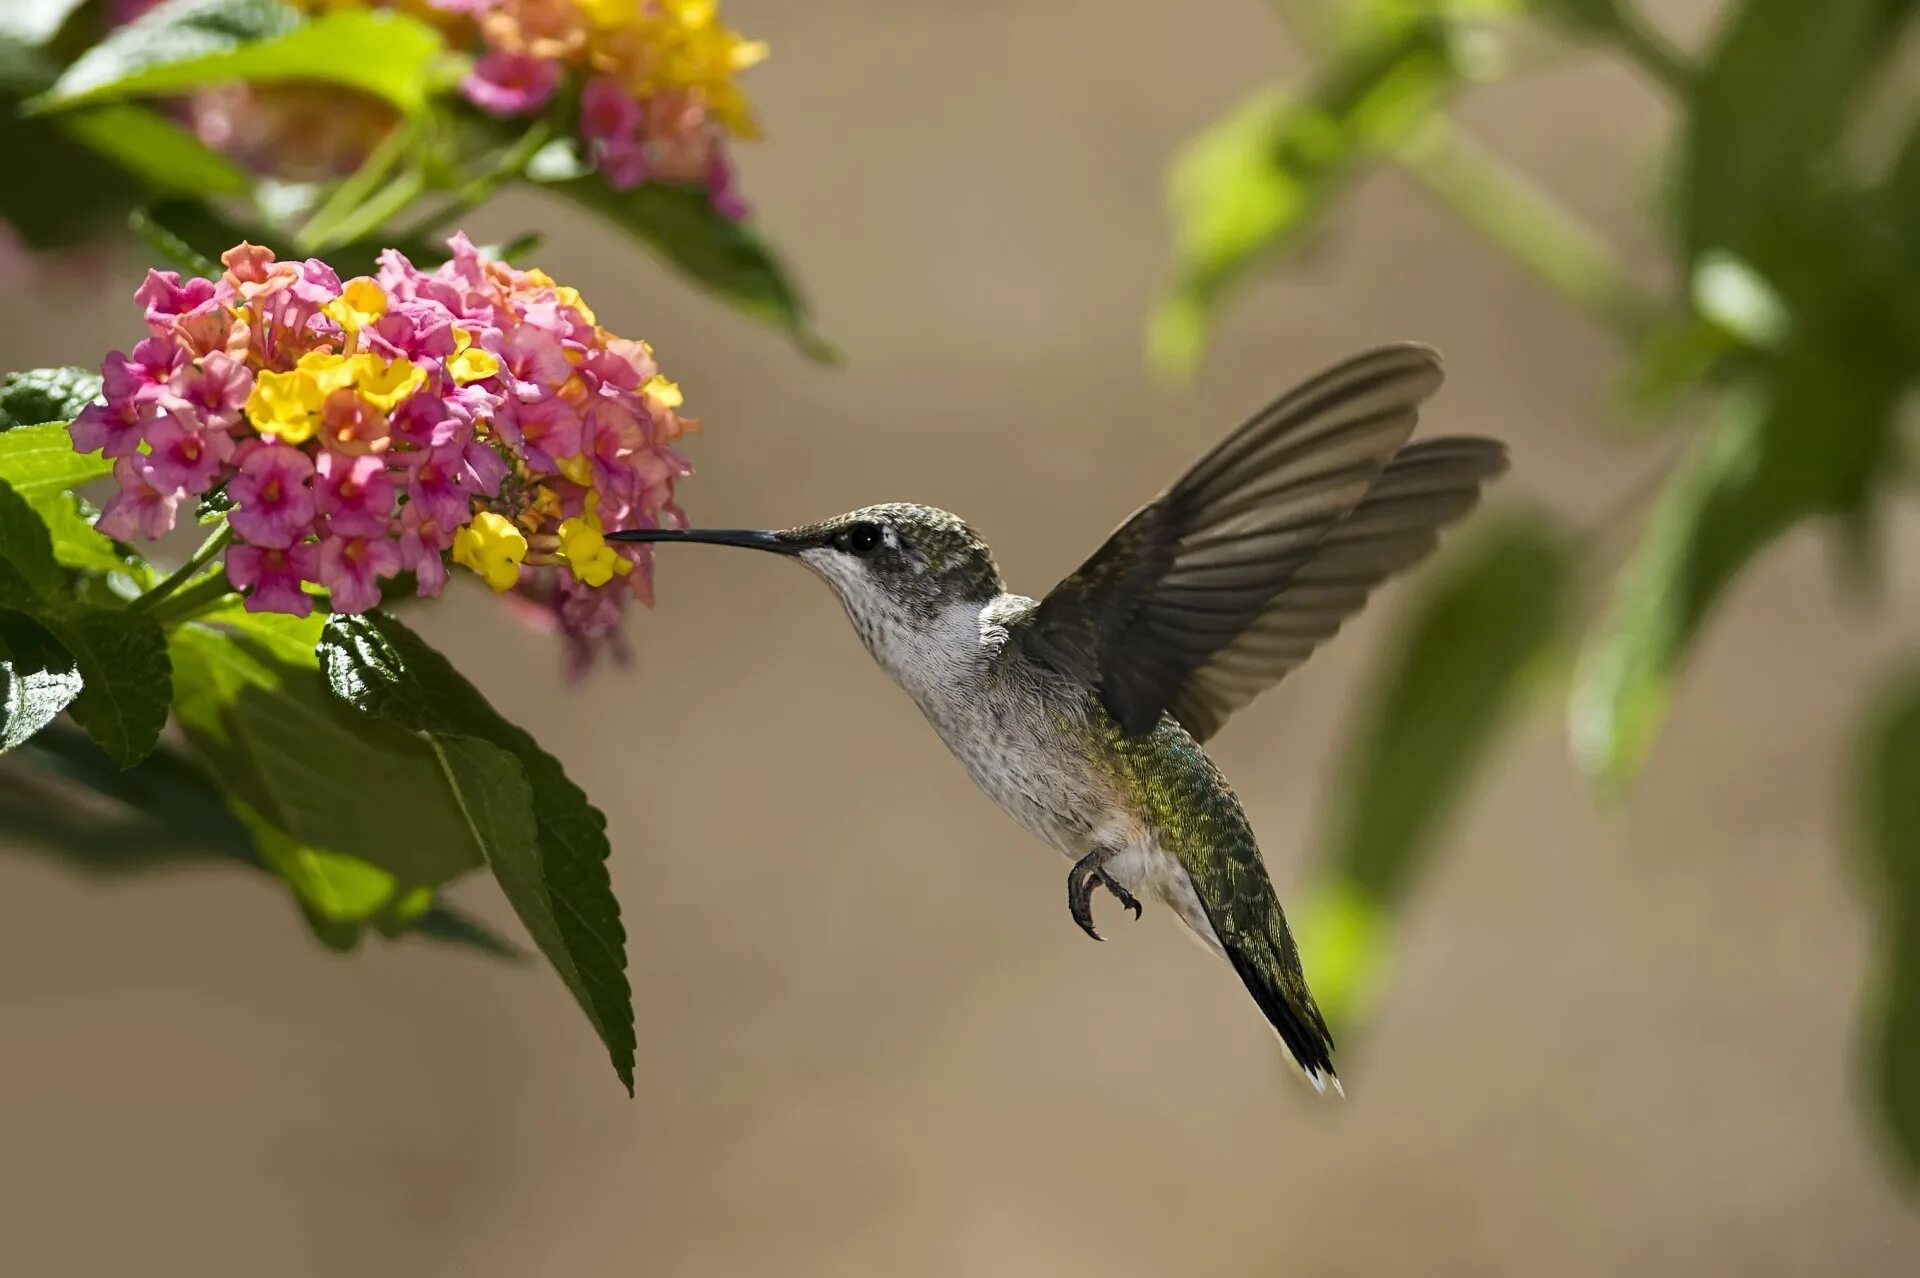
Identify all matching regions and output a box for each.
[1026,344,1506,740]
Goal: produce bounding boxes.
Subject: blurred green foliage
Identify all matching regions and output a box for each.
[1163,0,1920,1184]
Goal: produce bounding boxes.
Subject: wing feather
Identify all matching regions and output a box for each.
[1027,344,1507,739]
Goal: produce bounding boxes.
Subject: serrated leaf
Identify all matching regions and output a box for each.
[3,722,520,958]
[56,102,252,198]
[1297,515,1571,1025]
[547,174,834,361]
[166,610,484,899]
[0,477,61,598]
[1852,668,1920,1183]
[0,608,82,752]
[0,366,103,431]
[36,0,451,116]
[319,610,635,1092]
[40,605,170,766]
[1152,21,1459,374]
[0,422,115,500]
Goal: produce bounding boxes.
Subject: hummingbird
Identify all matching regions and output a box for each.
[609,344,1506,1094]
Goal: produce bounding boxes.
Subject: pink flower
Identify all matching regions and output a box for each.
[114,337,188,407]
[227,541,320,617]
[597,137,649,190]
[68,397,144,459]
[142,412,231,495]
[463,52,562,117]
[397,502,453,597]
[227,442,317,548]
[402,443,481,529]
[165,350,251,431]
[314,451,396,538]
[317,388,391,456]
[366,303,456,362]
[134,270,218,338]
[95,455,182,541]
[580,77,642,143]
[316,533,401,614]
[493,395,581,471]
[706,154,749,221]
[499,323,572,391]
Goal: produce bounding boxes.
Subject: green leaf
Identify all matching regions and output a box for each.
[167,609,485,905]
[1297,515,1572,1025]
[0,477,61,599]
[1851,668,1920,1183]
[1152,20,1460,374]
[1878,108,1920,343]
[547,173,834,361]
[35,0,452,116]
[56,102,252,198]
[1678,0,1914,270]
[40,605,170,766]
[0,425,127,583]
[0,422,115,501]
[1570,337,1909,787]
[320,611,635,1092]
[33,492,136,578]
[0,366,102,431]
[3,722,523,958]
[0,608,81,752]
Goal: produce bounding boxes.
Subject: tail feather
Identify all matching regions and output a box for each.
[1220,917,1340,1095]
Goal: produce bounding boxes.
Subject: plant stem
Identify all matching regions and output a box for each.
[320,166,429,251]
[1394,120,1660,344]
[398,119,554,241]
[131,523,232,615]
[145,570,239,627]
[1602,3,1690,97]
[296,124,415,252]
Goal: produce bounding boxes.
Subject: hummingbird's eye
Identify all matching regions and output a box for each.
[843,521,885,556]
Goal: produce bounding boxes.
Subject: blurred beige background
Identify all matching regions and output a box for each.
[5,1,1920,1274]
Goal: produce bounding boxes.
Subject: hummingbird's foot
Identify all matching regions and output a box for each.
[1067,848,1143,942]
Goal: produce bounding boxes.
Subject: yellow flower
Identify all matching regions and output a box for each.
[448,345,500,385]
[451,512,528,592]
[246,367,325,443]
[556,493,631,588]
[322,277,388,333]
[641,373,683,408]
[555,453,594,486]
[577,0,639,30]
[555,285,596,324]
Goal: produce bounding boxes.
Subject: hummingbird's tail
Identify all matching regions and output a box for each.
[1177,836,1340,1093]
[1215,904,1341,1096]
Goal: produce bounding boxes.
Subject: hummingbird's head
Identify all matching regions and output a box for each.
[607,503,1005,674]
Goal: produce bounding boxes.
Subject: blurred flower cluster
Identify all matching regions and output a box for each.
[73,235,694,654]
[447,0,767,216]
[108,1,767,209]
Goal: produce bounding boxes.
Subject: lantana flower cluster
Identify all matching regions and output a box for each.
[73,235,694,647]
[376,0,766,216]
[457,0,764,216]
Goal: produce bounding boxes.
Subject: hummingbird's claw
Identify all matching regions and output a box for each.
[1068,848,1142,942]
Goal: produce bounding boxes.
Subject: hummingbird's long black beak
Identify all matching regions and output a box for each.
[604,527,807,555]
